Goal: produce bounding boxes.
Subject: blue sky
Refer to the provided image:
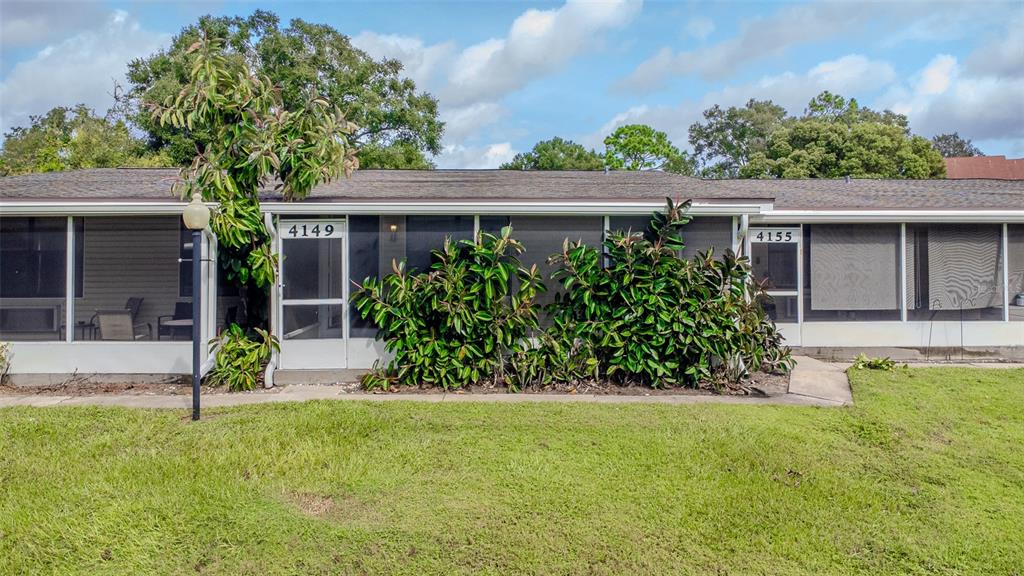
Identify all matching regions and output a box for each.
[2,0,1022,167]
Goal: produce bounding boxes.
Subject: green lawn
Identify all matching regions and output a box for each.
[1,368,1022,575]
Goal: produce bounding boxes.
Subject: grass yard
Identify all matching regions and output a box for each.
[1,368,1022,575]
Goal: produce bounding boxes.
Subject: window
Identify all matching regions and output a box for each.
[78,217,189,341]
[906,224,1004,321]
[0,217,82,298]
[803,224,901,321]
[750,242,798,291]
[1009,225,1024,321]
[0,217,82,341]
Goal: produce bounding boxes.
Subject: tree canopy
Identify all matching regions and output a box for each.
[740,119,945,179]
[931,132,984,157]
[499,137,603,170]
[603,124,694,174]
[0,105,170,176]
[125,10,442,168]
[688,99,787,179]
[690,91,943,179]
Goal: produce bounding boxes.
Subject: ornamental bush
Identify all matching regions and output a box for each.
[522,198,793,389]
[351,227,545,390]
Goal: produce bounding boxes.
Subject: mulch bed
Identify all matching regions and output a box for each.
[1,372,789,397]
[379,371,790,397]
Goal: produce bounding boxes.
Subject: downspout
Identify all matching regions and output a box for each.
[263,212,279,388]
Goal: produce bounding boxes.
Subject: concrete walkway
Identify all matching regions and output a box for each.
[0,356,856,409]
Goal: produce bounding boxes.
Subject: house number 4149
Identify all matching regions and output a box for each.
[284,221,341,238]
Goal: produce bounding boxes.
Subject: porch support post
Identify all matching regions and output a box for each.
[65,216,74,342]
[192,229,202,421]
[1004,223,1010,322]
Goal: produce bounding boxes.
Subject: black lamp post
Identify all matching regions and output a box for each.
[182,192,211,421]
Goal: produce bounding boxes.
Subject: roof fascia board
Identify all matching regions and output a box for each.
[0,200,770,216]
[261,201,771,216]
[0,202,192,216]
[754,210,1024,223]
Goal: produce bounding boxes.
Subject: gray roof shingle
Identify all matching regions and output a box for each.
[2,168,1022,211]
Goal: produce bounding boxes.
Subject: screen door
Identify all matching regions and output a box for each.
[278,219,347,369]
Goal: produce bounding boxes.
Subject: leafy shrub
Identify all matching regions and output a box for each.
[524,198,793,389]
[206,324,279,391]
[351,227,545,390]
[850,354,900,371]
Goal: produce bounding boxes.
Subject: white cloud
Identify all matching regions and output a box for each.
[440,102,507,143]
[590,54,898,149]
[683,17,715,41]
[1,1,105,47]
[444,0,642,105]
[963,10,1024,79]
[436,142,517,168]
[880,52,1024,143]
[614,2,883,93]
[351,31,456,88]
[352,0,641,162]
[916,55,956,96]
[0,10,170,133]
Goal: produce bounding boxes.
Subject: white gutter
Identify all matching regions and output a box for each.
[753,210,1024,223]
[260,201,771,216]
[0,201,201,215]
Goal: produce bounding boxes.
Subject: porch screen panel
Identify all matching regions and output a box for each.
[807,224,900,316]
[77,216,189,341]
[511,216,604,315]
[608,216,733,260]
[907,224,1004,321]
[0,217,80,341]
[405,216,474,272]
[348,216,380,337]
[1010,225,1024,321]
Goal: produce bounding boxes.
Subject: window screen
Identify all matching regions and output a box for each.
[907,224,1004,321]
[609,216,733,260]
[804,224,901,321]
[1009,225,1024,321]
[0,217,82,341]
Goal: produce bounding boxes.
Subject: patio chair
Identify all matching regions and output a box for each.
[96,310,151,341]
[157,302,192,340]
[84,297,147,340]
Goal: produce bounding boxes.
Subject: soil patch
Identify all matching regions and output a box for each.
[378,370,790,397]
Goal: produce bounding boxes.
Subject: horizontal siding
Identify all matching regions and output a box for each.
[75,217,184,339]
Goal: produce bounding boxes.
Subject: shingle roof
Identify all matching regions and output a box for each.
[945,156,1024,180]
[2,168,1023,211]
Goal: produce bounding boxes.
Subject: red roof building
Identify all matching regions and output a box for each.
[945,155,1024,180]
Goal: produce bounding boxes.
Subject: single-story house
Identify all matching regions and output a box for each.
[1,168,1022,381]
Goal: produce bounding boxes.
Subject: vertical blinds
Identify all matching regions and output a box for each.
[810,224,900,310]
[925,224,1002,310]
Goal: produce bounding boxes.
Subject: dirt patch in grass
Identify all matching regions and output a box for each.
[0,377,217,397]
[286,492,337,518]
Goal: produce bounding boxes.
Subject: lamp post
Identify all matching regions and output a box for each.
[182,191,211,421]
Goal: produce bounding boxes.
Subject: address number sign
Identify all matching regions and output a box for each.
[750,227,799,243]
[282,220,344,239]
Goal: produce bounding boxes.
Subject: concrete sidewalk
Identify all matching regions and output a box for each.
[1,356,856,409]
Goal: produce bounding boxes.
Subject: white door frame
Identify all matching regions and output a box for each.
[277,218,348,369]
[746,225,803,347]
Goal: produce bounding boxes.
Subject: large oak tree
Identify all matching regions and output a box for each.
[125,10,443,168]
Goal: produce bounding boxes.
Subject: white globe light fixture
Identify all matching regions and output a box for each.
[182,191,211,230]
